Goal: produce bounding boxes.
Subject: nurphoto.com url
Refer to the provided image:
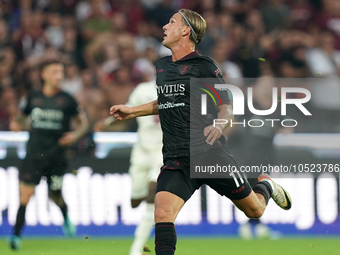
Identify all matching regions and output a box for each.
[194,164,340,175]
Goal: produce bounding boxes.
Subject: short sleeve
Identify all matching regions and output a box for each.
[201,59,230,105]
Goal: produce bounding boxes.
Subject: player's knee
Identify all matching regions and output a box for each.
[244,207,264,219]
[19,196,30,206]
[154,206,175,223]
[19,190,34,205]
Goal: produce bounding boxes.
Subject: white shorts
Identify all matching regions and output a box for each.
[129,145,163,200]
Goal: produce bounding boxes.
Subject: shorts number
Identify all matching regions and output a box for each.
[230,171,244,188]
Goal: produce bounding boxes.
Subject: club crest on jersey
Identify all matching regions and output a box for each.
[56,97,64,105]
[179,65,192,75]
[215,68,221,76]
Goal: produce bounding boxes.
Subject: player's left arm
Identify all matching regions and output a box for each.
[58,109,89,146]
[204,104,234,145]
[203,59,234,145]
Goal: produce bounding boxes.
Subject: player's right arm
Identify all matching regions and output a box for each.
[109,100,158,120]
[10,91,34,132]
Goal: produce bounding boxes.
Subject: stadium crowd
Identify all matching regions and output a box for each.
[0,0,340,153]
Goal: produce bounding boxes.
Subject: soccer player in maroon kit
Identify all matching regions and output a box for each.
[110,9,292,255]
[8,61,89,250]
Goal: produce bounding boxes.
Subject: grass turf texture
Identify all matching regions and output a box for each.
[1,238,340,255]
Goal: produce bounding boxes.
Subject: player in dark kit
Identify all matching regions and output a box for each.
[110,9,292,255]
[8,61,89,250]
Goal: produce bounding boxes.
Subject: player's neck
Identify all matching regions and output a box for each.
[42,83,60,97]
[171,43,195,62]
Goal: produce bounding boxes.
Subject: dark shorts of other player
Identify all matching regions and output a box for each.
[156,144,252,202]
[19,155,67,189]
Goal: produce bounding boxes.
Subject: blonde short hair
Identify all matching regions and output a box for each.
[178,9,207,45]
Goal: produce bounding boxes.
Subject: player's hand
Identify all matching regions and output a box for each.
[204,124,223,145]
[9,116,21,132]
[110,105,135,120]
[58,132,78,146]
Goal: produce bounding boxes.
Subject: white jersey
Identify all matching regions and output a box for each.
[127,80,162,152]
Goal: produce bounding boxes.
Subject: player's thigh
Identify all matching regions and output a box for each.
[156,168,198,202]
[19,157,43,187]
[204,171,252,201]
[44,158,67,192]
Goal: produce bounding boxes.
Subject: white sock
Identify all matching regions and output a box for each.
[129,203,154,255]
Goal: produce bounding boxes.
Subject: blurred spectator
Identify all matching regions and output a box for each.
[140,0,164,10]
[45,12,64,49]
[134,20,160,55]
[261,0,290,33]
[103,65,136,106]
[211,39,243,81]
[61,62,83,95]
[306,31,340,77]
[146,0,176,30]
[60,26,84,68]
[197,11,221,56]
[221,0,260,23]
[76,0,111,22]
[12,11,47,61]
[0,58,13,89]
[0,18,11,49]
[278,31,310,78]
[218,12,235,38]
[305,31,340,114]
[0,87,17,130]
[280,46,309,78]
[316,0,340,50]
[111,0,145,35]
[23,65,42,91]
[290,0,316,32]
[116,38,147,84]
[75,69,109,127]
[84,33,119,69]
[235,25,264,78]
[81,0,112,42]
[245,10,265,38]
[110,12,131,37]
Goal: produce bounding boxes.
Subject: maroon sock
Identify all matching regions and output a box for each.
[155,222,177,255]
[14,205,26,237]
[253,181,273,204]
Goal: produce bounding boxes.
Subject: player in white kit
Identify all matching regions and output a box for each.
[96,80,162,255]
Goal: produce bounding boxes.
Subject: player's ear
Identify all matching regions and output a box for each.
[182,26,190,37]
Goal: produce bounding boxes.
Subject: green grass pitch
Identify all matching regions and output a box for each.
[1,237,340,255]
